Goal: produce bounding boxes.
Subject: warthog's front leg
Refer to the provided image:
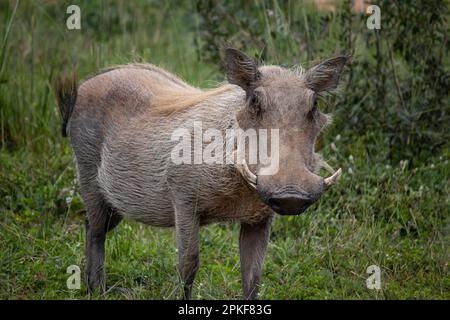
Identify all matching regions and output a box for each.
[239,217,272,299]
[174,206,200,300]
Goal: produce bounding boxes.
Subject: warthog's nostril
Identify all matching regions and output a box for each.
[267,198,282,212]
[267,194,316,215]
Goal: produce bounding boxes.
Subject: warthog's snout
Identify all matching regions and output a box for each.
[264,187,322,215]
[237,159,343,215]
[247,164,343,216]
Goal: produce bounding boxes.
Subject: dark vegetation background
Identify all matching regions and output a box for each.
[0,0,448,299]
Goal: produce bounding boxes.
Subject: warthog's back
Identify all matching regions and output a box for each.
[74,64,201,122]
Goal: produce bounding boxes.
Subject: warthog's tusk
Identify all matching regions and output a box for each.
[236,159,257,189]
[324,168,342,187]
[321,161,335,174]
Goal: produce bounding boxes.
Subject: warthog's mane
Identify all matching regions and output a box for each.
[81,62,328,119]
[84,63,239,116]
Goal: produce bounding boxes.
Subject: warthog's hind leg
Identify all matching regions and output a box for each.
[84,197,122,295]
[79,168,122,295]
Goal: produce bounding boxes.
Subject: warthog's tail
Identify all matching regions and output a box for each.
[54,73,77,137]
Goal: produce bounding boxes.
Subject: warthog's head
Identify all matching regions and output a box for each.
[225,48,348,215]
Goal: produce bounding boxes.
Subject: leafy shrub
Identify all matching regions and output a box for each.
[195,0,449,165]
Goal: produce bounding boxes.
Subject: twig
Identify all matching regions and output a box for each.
[385,37,405,109]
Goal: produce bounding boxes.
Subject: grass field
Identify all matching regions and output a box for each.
[0,1,448,299]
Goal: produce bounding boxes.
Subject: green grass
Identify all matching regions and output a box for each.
[1,138,448,299]
[0,1,449,299]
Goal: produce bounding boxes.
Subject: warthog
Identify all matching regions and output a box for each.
[56,48,347,299]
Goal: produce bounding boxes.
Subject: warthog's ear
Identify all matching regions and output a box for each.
[224,48,259,92]
[305,56,349,92]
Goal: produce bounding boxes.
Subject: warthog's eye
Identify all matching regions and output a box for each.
[307,97,318,121]
[248,90,263,118]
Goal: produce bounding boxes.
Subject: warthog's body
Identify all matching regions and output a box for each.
[57,49,347,299]
[72,64,268,226]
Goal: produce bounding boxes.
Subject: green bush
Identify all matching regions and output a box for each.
[195,0,450,165]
